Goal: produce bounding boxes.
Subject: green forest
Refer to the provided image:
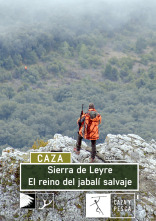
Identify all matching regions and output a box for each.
[0,0,156,153]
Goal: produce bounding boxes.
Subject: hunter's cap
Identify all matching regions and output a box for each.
[89,103,95,109]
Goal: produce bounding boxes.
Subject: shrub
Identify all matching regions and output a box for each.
[31,139,48,150]
[102,64,118,81]
[135,37,147,53]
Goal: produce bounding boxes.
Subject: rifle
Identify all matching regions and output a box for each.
[79,104,84,129]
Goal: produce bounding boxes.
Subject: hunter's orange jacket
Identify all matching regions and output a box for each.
[77,108,102,140]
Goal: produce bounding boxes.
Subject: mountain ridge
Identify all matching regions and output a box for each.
[0,133,155,220]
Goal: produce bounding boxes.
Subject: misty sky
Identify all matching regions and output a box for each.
[0,0,155,35]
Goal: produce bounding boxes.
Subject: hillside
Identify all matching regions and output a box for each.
[0,0,156,152]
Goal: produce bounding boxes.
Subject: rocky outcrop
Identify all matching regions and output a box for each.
[0,134,156,221]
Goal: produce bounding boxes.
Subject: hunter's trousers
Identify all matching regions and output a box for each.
[76,133,96,159]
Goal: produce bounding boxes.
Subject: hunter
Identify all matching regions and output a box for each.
[74,103,102,162]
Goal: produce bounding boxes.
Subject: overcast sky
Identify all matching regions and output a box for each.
[0,0,155,35]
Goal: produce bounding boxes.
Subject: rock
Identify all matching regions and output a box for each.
[0,133,156,220]
[121,135,132,143]
[10,175,15,181]
[128,134,145,141]
[46,211,62,221]
[136,204,146,220]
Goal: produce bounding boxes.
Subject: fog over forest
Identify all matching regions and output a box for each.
[0,0,156,36]
[0,0,156,150]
